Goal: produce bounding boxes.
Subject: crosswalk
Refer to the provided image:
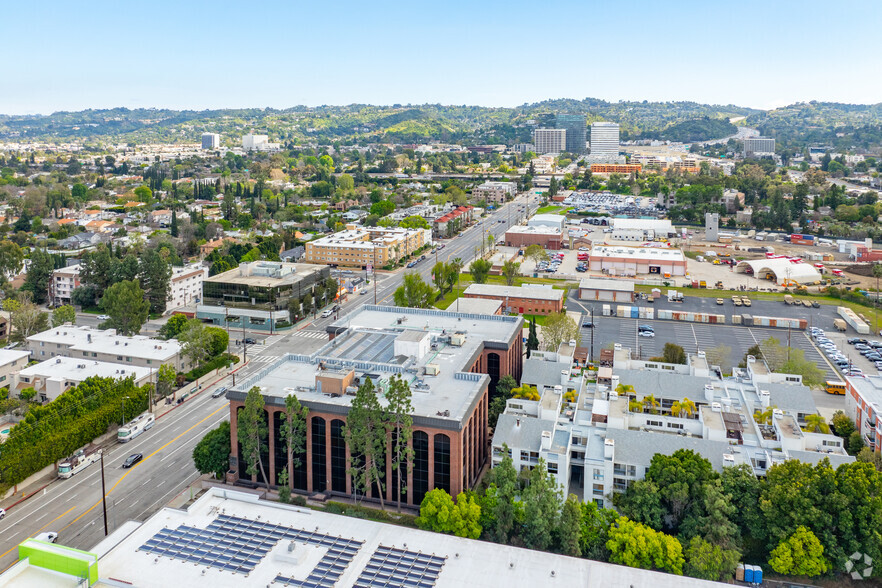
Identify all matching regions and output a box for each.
[295,330,328,340]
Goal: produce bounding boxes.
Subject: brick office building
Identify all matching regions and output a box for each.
[462,284,565,315]
[227,305,524,507]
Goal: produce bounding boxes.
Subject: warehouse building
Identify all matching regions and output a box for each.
[578,277,636,302]
[589,245,687,276]
[504,225,563,250]
[527,213,566,232]
[609,218,676,238]
[734,258,822,286]
[463,284,565,315]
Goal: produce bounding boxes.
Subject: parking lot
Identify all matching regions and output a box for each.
[567,294,848,417]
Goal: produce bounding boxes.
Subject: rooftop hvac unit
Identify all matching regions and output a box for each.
[449,334,466,347]
[773,409,784,420]
[425,364,440,376]
[711,402,722,412]
[345,386,358,396]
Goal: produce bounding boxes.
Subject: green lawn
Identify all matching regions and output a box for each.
[535,205,572,215]
[433,276,578,311]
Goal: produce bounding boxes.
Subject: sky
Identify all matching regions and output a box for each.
[2,0,880,115]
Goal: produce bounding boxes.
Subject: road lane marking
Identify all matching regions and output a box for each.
[0,506,76,562]
[57,403,230,534]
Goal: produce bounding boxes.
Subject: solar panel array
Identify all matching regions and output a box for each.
[353,545,446,588]
[139,513,363,582]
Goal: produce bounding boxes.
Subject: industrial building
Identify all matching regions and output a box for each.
[609,218,675,238]
[492,345,852,509]
[0,485,730,588]
[578,277,636,303]
[504,225,563,250]
[462,284,565,315]
[197,261,331,332]
[226,305,524,507]
[589,245,687,276]
[734,259,822,286]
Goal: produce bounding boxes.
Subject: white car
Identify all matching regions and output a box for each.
[35,532,58,543]
[0,508,5,519]
[321,309,334,318]
[638,331,655,338]
[97,314,110,320]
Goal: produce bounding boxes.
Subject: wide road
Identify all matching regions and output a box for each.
[0,331,329,571]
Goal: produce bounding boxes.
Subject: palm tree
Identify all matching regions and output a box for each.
[672,397,697,418]
[643,394,660,415]
[628,400,643,413]
[615,383,635,397]
[803,414,830,434]
[754,405,777,426]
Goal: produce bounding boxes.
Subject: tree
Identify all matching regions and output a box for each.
[139,248,172,315]
[661,342,687,364]
[385,374,414,512]
[192,421,231,479]
[524,244,549,265]
[178,320,214,367]
[393,272,435,308]
[522,459,562,551]
[432,261,447,295]
[557,493,582,557]
[133,185,152,202]
[344,377,387,507]
[5,299,50,343]
[720,464,764,551]
[485,447,519,543]
[22,248,52,304]
[703,344,732,374]
[802,413,830,434]
[0,240,24,287]
[158,313,189,340]
[486,233,495,251]
[444,258,463,295]
[100,280,149,336]
[526,317,540,358]
[768,526,828,577]
[205,326,229,357]
[469,259,491,284]
[399,215,429,229]
[416,489,482,539]
[607,517,684,575]
[156,363,176,399]
[238,386,269,487]
[671,397,697,418]
[684,536,740,581]
[170,211,179,237]
[541,311,579,351]
[500,260,520,286]
[278,394,308,491]
[51,305,76,327]
[578,501,619,561]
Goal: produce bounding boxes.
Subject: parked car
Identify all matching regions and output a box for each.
[97,314,110,320]
[122,453,143,469]
[0,508,6,519]
[639,330,655,338]
[321,309,334,318]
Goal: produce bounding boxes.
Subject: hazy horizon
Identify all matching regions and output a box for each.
[3,0,880,115]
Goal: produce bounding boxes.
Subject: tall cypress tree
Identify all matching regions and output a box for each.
[170,210,179,237]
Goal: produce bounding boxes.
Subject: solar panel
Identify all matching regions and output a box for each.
[138,513,364,580]
[353,544,446,588]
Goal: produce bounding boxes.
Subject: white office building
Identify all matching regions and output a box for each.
[201,133,220,150]
[588,122,622,164]
[743,136,776,157]
[242,133,269,150]
[532,129,567,154]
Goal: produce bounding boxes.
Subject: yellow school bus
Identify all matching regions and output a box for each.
[825,381,846,396]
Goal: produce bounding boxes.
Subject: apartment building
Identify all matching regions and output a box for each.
[305,226,431,268]
[532,129,567,154]
[167,264,208,311]
[27,326,185,371]
[201,133,220,149]
[227,305,524,506]
[433,206,473,238]
[49,263,81,307]
[13,356,152,402]
[493,347,852,508]
[473,181,516,204]
[0,349,31,390]
[744,136,776,157]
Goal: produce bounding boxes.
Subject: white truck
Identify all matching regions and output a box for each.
[58,446,102,479]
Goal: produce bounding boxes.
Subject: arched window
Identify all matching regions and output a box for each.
[412,431,429,505]
[311,417,326,492]
[434,433,451,494]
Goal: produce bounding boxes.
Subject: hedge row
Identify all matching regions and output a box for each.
[183,353,240,382]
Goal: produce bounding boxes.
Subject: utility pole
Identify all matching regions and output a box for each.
[589,307,595,365]
[242,320,248,363]
[100,452,109,536]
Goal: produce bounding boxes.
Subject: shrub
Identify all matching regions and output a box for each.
[183,353,239,382]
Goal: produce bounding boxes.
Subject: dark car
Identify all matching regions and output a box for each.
[211,386,228,398]
[582,321,594,329]
[122,453,143,469]
[244,338,257,345]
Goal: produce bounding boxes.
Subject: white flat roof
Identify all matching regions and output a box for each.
[28,326,181,362]
[90,487,728,588]
[591,245,685,262]
[464,284,565,302]
[0,349,30,366]
[578,278,635,292]
[21,356,152,383]
[505,225,562,235]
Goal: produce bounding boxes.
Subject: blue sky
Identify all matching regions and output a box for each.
[2,0,880,114]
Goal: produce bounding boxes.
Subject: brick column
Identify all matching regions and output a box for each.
[305,417,314,492]
[267,409,275,488]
